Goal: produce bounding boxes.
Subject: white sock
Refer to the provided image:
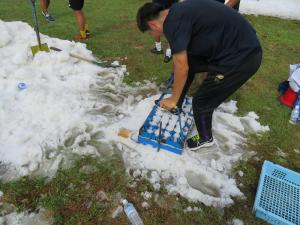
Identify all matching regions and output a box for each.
[155,42,162,51]
[166,48,172,57]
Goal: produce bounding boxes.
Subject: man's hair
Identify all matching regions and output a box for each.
[136,3,164,32]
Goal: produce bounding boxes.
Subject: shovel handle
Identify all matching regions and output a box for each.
[50,46,94,63]
[50,46,121,68]
[30,0,42,48]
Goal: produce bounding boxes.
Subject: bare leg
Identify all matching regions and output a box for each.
[74,10,86,31]
[164,43,172,63]
[155,36,160,43]
[40,0,49,14]
[151,35,162,53]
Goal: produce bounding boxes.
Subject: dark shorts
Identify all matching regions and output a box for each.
[69,0,84,10]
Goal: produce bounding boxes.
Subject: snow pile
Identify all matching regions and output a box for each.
[0,20,157,179]
[106,99,269,207]
[240,0,300,20]
[0,20,270,208]
[0,209,51,225]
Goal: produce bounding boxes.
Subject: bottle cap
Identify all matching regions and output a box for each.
[18,82,26,90]
[122,199,128,205]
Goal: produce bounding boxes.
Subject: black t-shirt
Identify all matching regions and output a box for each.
[163,0,260,66]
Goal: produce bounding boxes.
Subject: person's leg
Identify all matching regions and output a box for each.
[69,0,88,40]
[151,36,163,54]
[40,0,54,21]
[40,0,48,14]
[164,44,172,63]
[73,10,87,40]
[186,110,214,150]
[187,50,262,150]
[74,10,86,32]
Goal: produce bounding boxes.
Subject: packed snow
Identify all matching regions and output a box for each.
[1,0,299,222]
[0,19,269,208]
[240,0,300,20]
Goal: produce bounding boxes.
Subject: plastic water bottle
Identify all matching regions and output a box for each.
[122,199,144,225]
[18,82,26,90]
[289,105,299,124]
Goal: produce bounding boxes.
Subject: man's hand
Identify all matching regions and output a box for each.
[160,97,177,110]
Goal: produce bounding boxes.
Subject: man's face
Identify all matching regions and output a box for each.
[147,20,163,37]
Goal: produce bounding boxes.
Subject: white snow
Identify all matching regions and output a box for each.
[141,201,150,209]
[106,97,268,207]
[231,218,244,225]
[111,205,123,219]
[240,0,300,20]
[0,209,51,225]
[0,0,297,219]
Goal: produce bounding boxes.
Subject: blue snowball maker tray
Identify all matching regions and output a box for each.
[137,97,194,155]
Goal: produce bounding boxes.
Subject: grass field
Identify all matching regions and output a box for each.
[1,0,300,224]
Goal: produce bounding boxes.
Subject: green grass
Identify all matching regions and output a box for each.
[0,156,257,225]
[1,0,300,224]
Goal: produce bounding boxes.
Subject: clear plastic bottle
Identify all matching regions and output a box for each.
[289,105,300,124]
[122,199,144,225]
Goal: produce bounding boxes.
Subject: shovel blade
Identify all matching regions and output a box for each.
[31,43,50,55]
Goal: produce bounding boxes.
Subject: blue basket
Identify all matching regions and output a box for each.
[253,160,300,225]
[137,97,194,155]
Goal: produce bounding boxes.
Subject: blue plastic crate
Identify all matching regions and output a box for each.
[137,97,194,155]
[253,160,300,225]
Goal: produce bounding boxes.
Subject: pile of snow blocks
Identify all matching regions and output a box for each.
[138,97,194,155]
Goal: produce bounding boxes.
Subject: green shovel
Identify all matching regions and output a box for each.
[30,0,49,55]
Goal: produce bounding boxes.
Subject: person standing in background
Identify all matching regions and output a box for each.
[40,0,55,22]
[69,0,90,41]
[150,0,178,63]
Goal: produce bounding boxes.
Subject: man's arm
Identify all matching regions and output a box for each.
[226,0,240,8]
[160,50,189,110]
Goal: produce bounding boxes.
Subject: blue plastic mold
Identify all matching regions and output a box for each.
[137,97,194,155]
[253,160,300,225]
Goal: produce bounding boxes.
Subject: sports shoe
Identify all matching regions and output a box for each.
[42,12,55,22]
[73,34,88,41]
[86,30,90,37]
[164,55,172,63]
[150,47,163,54]
[186,135,214,151]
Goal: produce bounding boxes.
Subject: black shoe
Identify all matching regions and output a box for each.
[186,135,214,151]
[42,12,55,22]
[164,55,172,63]
[86,30,90,37]
[150,47,163,54]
